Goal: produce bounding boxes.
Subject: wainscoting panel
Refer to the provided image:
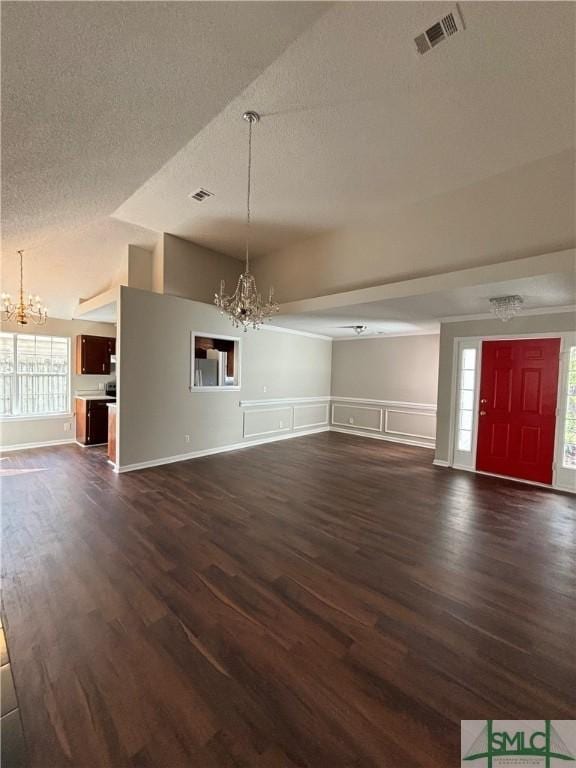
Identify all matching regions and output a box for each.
[243,407,293,439]
[385,409,436,440]
[331,398,436,448]
[240,397,436,449]
[331,404,383,432]
[293,403,330,430]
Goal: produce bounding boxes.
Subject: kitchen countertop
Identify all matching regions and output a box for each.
[74,395,116,401]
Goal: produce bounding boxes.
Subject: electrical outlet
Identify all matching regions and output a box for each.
[63,423,71,432]
[185,435,191,443]
[279,421,284,429]
[97,382,105,391]
[349,417,354,425]
[262,385,267,393]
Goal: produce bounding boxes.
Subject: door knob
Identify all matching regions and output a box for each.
[480,410,487,416]
[480,398,487,404]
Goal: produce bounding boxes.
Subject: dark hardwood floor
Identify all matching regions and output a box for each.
[1,433,575,767]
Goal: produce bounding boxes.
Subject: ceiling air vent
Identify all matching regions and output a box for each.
[414,7,464,55]
[189,188,214,202]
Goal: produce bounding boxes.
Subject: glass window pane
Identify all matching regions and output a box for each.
[462,348,476,370]
[458,430,472,452]
[564,348,576,469]
[460,389,474,411]
[459,410,473,431]
[460,370,475,390]
[0,333,14,373]
[14,334,69,415]
[564,444,576,469]
[0,333,15,415]
[456,345,478,454]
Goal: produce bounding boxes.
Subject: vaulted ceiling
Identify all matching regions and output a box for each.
[115,2,575,260]
[1,1,327,316]
[1,1,574,319]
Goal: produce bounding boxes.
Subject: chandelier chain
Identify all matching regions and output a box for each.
[214,110,279,330]
[18,250,24,303]
[246,117,253,273]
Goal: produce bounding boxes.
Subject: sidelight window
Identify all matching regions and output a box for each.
[456,347,477,452]
[563,346,576,469]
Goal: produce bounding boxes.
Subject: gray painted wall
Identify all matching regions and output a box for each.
[331,334,439,403]
[330,334,439,448]
[118,286,332,468]
[435,311,576,463]
[162,233,241,303]
[0,317,116,448]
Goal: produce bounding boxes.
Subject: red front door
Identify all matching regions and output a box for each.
[476,338,561,484]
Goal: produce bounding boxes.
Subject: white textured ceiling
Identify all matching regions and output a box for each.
[0,1,327,317]
[271,272,576,338]
[115,1,575,258]
[1,1,574,320]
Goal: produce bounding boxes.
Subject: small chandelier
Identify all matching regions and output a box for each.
[1,250,48,326]
[215,111,279,330]
[489,295,523,322]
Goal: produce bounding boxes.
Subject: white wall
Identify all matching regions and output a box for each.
[330,334,439,448]
[118,286,332,469]
[435,311,576,463]
[0,317,116,449]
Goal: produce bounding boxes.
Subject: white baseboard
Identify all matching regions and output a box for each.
[329,426,435,450]
[75,441,107,448]
[0,437,75,453]
[116,426,331,473]
[555,482,576,494]
[432,458,450,467]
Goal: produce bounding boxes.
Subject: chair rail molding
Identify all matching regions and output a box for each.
[330,396,437,411]
[239,396,330,408]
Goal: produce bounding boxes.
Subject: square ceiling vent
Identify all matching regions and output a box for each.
[189,188,214,202]
[414,6,465,55]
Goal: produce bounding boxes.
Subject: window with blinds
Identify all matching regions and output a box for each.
[0,333,70,417]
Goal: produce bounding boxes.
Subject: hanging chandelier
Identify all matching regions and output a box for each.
[1,250,48,326]
[489,295,523,322]
[215,111,279,330]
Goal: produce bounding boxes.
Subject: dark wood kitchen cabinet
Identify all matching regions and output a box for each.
[76,335,116,375]
[75,398,110,445]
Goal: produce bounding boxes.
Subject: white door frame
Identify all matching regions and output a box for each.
[447,331,576,493]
